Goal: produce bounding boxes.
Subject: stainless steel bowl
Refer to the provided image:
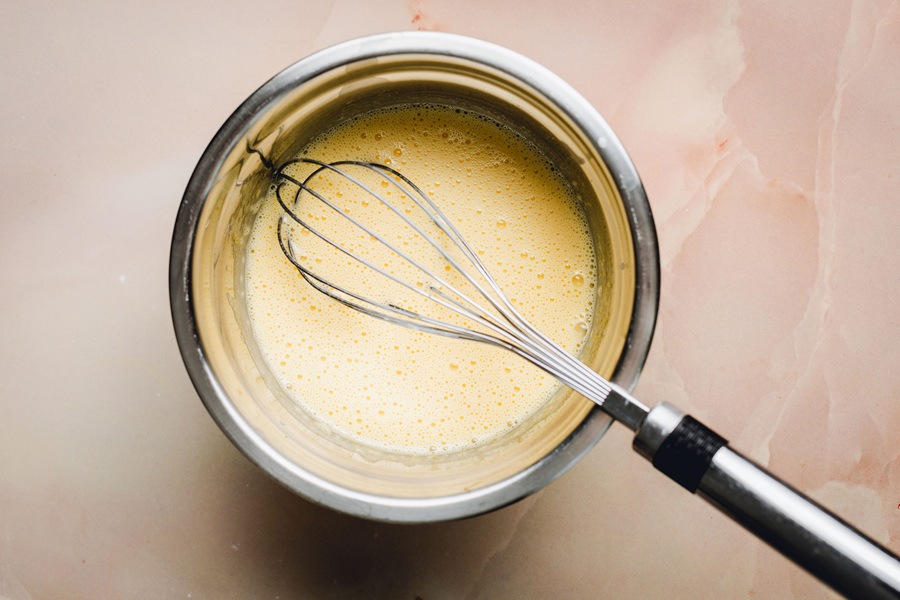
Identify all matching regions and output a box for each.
[169,32,659,522]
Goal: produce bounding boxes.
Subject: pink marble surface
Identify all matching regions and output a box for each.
[2,0,898,597]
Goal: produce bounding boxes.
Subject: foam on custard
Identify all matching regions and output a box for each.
[245,104,597,455]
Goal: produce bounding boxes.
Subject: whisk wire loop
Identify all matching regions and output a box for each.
[276,160,506,330]
[274,158,614,405]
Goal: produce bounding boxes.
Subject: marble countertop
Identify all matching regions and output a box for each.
[2,0,898,598]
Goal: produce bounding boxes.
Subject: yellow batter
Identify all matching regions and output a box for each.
[245,104,597,455]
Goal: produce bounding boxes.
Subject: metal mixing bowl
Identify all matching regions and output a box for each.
[169,32,659,522]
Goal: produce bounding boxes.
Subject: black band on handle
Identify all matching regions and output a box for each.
[652,416,728,492]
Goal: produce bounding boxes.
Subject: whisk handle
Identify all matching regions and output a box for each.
[632,401,900,599]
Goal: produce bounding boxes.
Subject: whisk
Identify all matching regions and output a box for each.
[274,158,900,599]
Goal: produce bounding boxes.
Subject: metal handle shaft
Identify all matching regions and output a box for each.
[631,401,900,599]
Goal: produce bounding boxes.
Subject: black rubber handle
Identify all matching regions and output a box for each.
[652,415,727,492]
